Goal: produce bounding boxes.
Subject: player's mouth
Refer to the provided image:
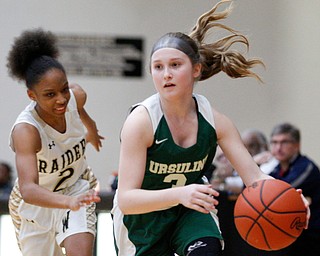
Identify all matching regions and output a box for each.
[55,105,67,114]
[164,83,175,88]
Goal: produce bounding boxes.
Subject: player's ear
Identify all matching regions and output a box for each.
[193,63,202,79]
[27,89,36,101]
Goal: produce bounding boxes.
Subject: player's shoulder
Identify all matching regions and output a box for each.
[11,122,41,152]
[121,106,153,147]
[69,83,86,108]
[131,94,159,112]
[13,122,39,135]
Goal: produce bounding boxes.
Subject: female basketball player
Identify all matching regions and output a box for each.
[7,28,103,256]
[111,1,309,255]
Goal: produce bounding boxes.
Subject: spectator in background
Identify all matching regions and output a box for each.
[269,122,320,256]
[107,170,119,192]
[0,161,13,200]
[241,128,278,174]
[241,128,268,156]
[211,129,279,195]
[212,129,277,195]
[211,147,243,195]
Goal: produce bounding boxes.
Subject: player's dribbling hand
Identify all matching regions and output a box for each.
[180,184,219,214]
[69,189,101,211]
[296,189,310,229]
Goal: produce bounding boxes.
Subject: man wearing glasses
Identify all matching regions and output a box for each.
[269,122,320,256]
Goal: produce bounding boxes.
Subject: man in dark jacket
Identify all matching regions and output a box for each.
[269,122,320,256]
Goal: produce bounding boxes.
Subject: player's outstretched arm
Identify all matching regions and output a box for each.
[70,83,104,151]
[68,189,101,211]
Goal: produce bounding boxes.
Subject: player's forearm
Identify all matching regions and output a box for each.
[79,108,97,132]
[118,188,180,214]
[20,183,71,209]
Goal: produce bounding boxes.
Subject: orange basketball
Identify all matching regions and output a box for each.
[234,179,307,251]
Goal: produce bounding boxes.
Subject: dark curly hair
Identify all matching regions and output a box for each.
[7,28,65,89]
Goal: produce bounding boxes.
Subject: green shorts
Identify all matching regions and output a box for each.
[112,200,223,256]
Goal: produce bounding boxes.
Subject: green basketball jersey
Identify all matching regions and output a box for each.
[142,93,217,190]
[112,93,222,256]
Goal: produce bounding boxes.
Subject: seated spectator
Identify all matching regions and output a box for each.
[241,128,278,174]
[0,161,13,200]
[241,128,268,156]
[108,170,119,192]
[211,147,243,195]
[269,122,320,256]
[212,129,279,195]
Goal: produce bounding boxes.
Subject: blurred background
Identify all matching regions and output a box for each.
[1,0,319,191]
[1,1,319,255]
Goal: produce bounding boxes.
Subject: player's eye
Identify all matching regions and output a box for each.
[171,62,181,68]
[46,92,55,97]
[154,64,162,70]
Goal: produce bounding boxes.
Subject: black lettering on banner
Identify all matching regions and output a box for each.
[57,34,144,77]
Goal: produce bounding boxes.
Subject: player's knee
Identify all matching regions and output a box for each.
[184,237,222,256]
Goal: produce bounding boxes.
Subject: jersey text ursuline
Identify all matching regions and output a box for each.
[149,155,208,174]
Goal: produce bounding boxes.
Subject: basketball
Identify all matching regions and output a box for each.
[233,179,307,251]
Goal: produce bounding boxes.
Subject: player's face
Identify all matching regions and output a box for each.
[150,48,201,100]
[270,134,300,162]
[27,68,70,119]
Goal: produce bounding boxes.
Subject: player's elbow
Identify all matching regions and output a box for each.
[118,196,130,214]
[19,183,37,204]
[117,191,137,214]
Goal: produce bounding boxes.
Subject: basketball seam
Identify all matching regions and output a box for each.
[235,180,301,250]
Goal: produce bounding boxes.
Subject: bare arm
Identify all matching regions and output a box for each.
[213,108,310,226]
[70,83,104,151]
[213,108,272,187]
[12,124,100,210]
[117,106,218,215]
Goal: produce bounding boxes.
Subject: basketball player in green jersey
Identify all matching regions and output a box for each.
[111,1,309,255]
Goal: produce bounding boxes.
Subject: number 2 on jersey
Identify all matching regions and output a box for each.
[53,168,74,192]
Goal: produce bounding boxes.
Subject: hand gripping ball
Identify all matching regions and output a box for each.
[234,179,307,251]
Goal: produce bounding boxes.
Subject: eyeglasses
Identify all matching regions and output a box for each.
[270,140,295,147]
